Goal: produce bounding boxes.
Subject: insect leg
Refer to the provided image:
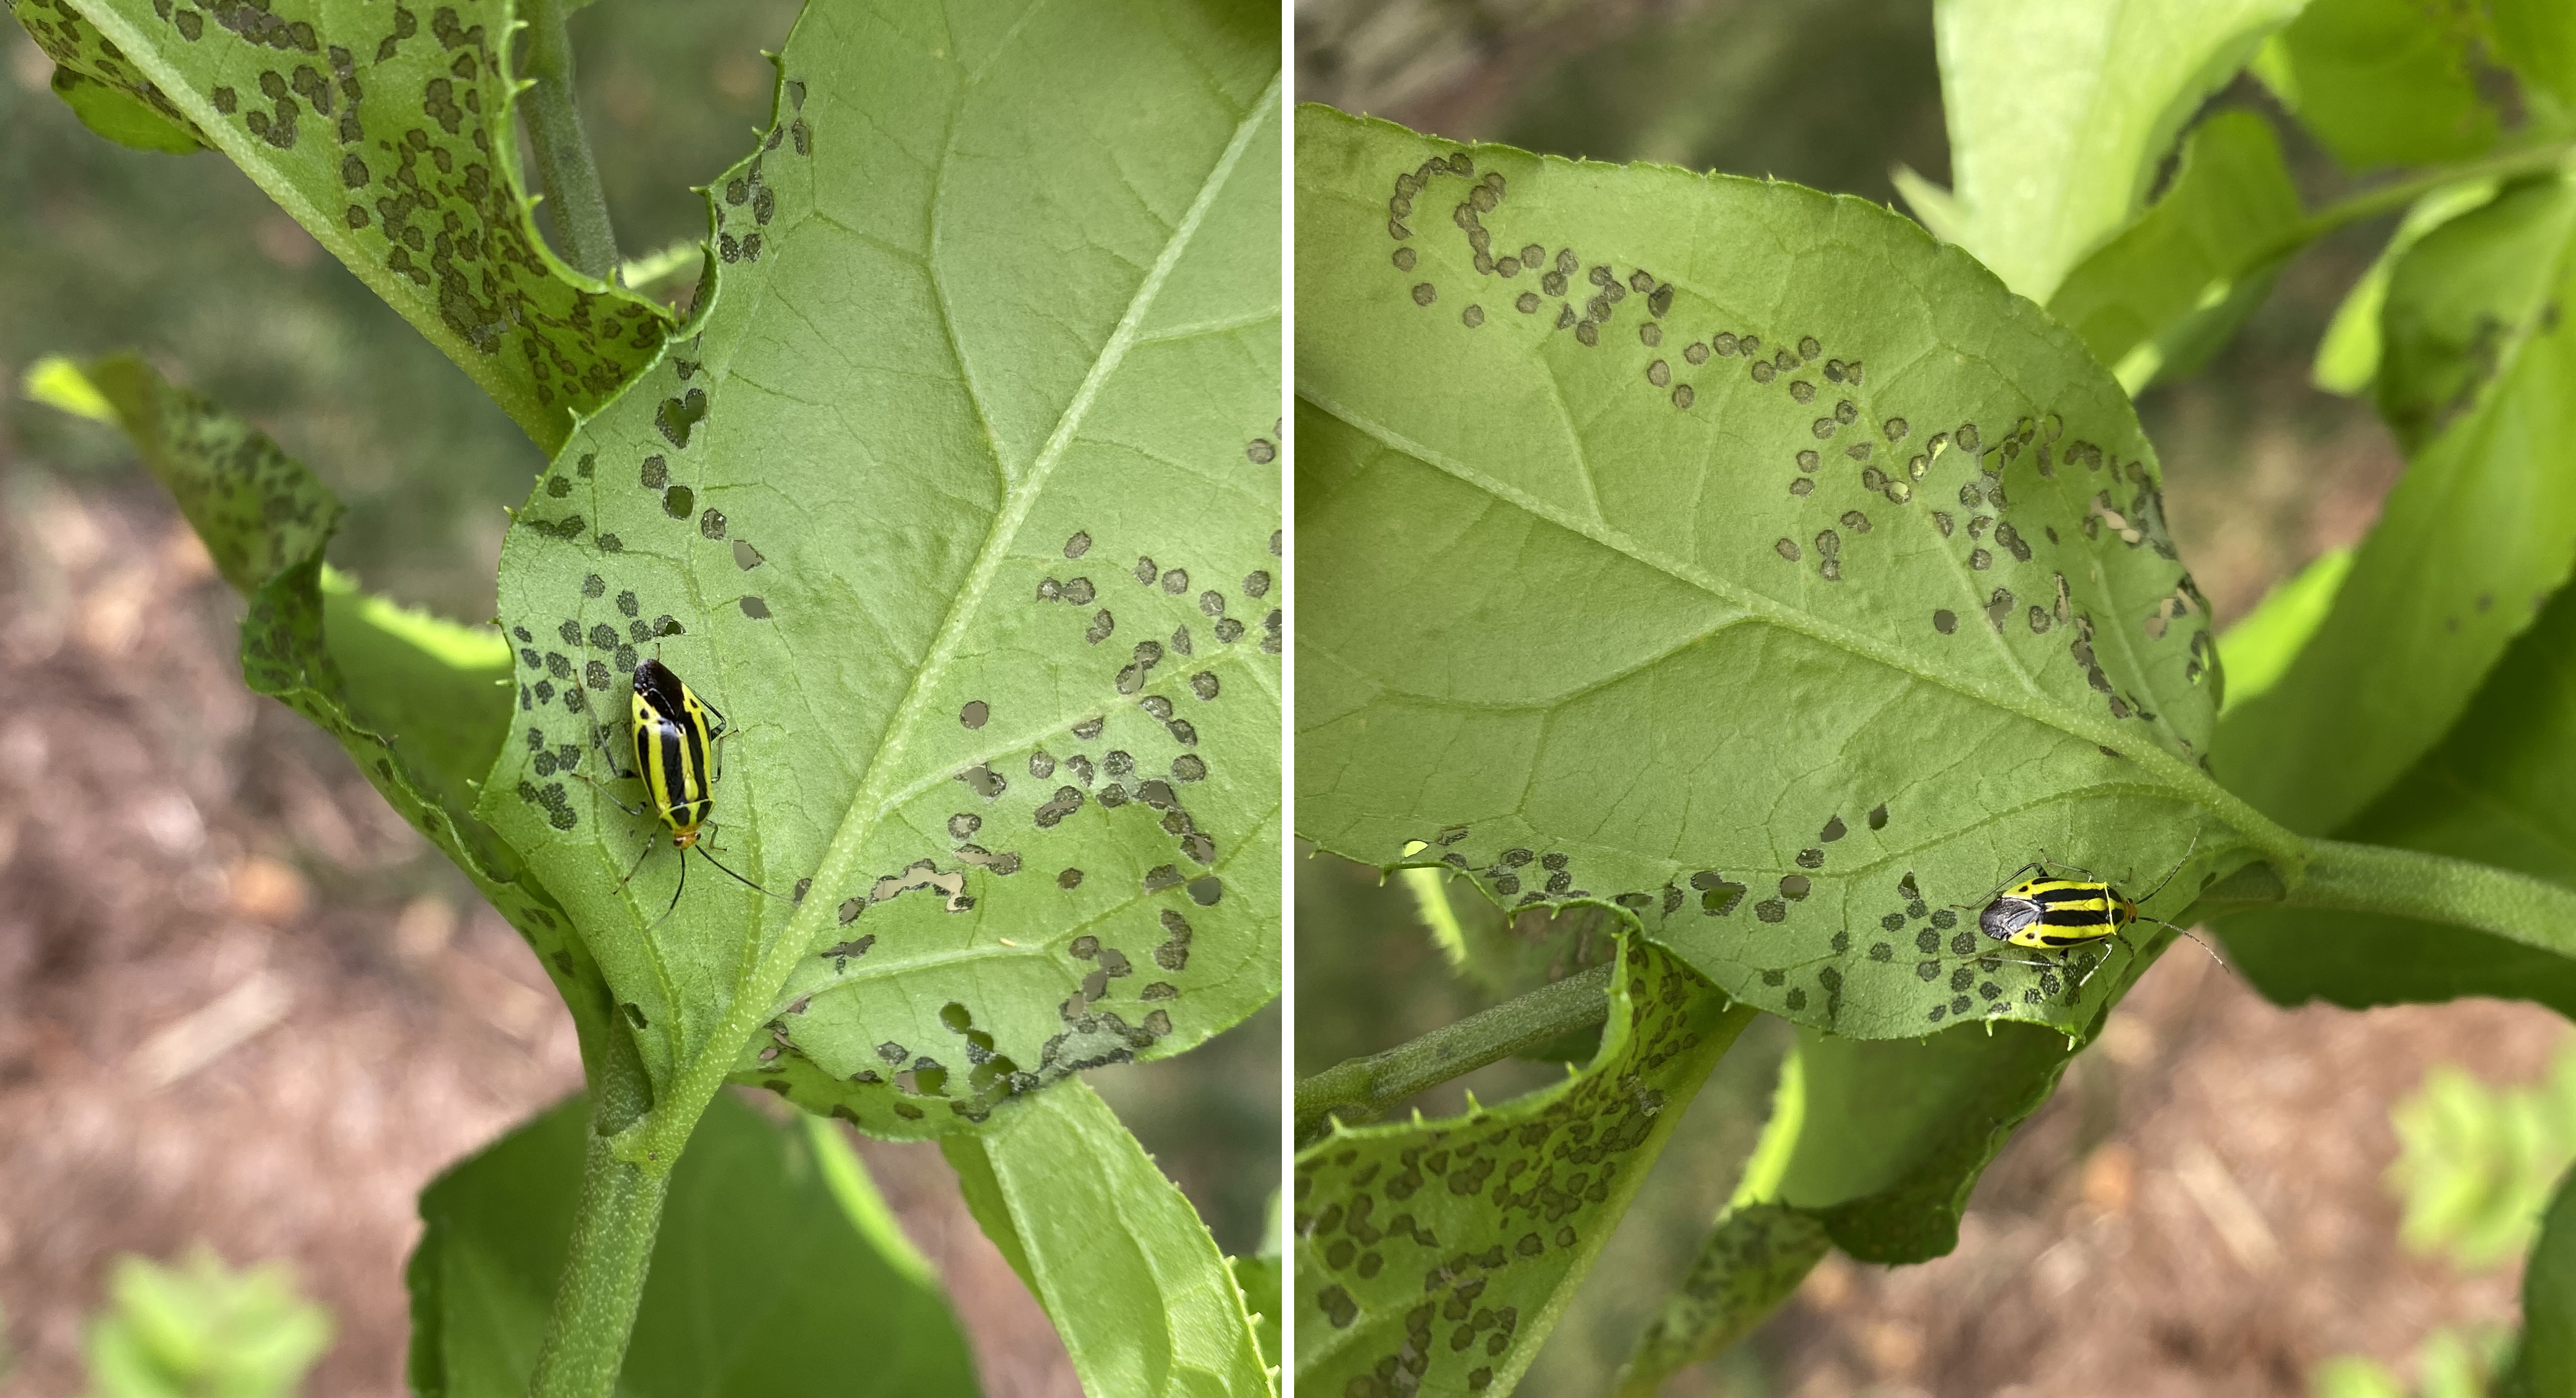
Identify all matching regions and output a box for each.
[2034,848,2109,884]
[1953,862,2051,912]
[621,832,659,886]
[692,840,773,897]
[569,769,654,821]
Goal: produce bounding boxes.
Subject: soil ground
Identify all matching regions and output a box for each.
[1753,956,2561,1398]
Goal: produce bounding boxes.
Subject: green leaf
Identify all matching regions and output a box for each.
[944,1079,1272,1398]
[2047,110,2306,393]
[1233,1251,1282,1375]
[2388,1051,2576,1269]
[2213,174,2576,837]
[1605,1203,1828,1398]
[1608,1043,1821,1397]
[2214,546,2351,714]
[83,1249,331,1398]
[2217,574,2576,1016]
[1297,108,2282,1041]
[2502,1161,2576,1398]
[1404,868,1619,1032]
[7,0,674,452]
[2314,1355,2410,1398]
[1777,1021,2084,1259]
[2492,0,2576,113]
[1293,936,1753,1398]
[408,1091,977,1397]
[2375,175,2576,453]
[2253,0,2498,170]
[40,353,617,1074]
[49,65,203,152]
[480,0,1282,1152]
[2313,180,2502,396]
[1923,0,2305,301]
[8,0,209,150]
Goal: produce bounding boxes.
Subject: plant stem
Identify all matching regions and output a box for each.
[516,0,620,281]
[2205,837,2576,958]
[1294,963,1614,1143]
[526,1010,672,1398]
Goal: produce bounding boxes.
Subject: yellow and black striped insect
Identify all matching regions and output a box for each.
[1963,833,2219,988]
[572,657,770,920]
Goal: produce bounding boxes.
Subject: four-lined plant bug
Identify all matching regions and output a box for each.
[1962,831,2221,990]
[571,656,770,921]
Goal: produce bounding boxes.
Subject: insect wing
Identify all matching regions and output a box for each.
[1978,895,2043,943]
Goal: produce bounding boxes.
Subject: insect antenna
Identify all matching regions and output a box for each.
[2133,829,2203,905]
[1953,861,2050,912]
[2138,916,2227,968]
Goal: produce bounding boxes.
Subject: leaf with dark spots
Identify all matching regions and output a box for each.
[1298,110,2273,1040]
[482,0,1282,1144]
[16,0,672,450]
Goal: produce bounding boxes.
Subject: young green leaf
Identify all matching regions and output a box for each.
[2253,0,2499,170]
[36,354,617,1061]
[2048,111,2306,393]
[2312,181,2501,396]
[2213,174,2576,837]
[84,1248,332,1398]
[1298,108,2280,1040]
[8,0,673,451]
[2214,547,2352,714]
[408,1091,976,1397]
[1294,937,1753,1398]
[1917,0,2304,301]
[46,65,203,153]
[479,0,1282,1151]
[2218,576,2576,1017]
[2502,1160,2576,1397]
[944,1080,1273,1398]
[2387,1051,2576,1270]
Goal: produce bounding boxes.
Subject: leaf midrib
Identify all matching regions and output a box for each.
[724,65,1283,1071]
[1299,386,2301,867]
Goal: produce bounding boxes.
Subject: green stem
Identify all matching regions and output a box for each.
[516,0,620,281]
[1293,963,1614,1144]
[2205,837,2576,957]
[526,1007,671,1398]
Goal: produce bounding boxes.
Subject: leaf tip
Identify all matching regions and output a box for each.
[21,355,116,425]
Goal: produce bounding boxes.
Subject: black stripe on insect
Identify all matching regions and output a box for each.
[1959,831,2223,992]
[570,656,772,923]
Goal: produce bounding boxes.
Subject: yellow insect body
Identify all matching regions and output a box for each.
[575,657,768,917]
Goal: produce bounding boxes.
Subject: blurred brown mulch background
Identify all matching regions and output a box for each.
[1295,0,2562,1394]
[0,4,1277,1392]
